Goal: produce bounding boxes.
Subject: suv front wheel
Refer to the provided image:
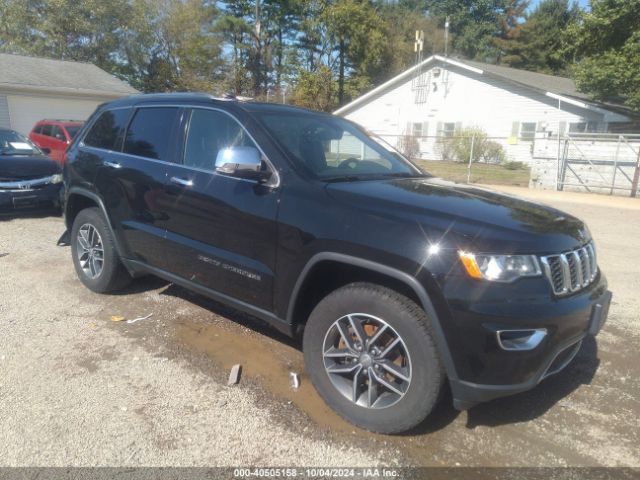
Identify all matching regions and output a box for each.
[303,282,444,433]
[70,207,131,293]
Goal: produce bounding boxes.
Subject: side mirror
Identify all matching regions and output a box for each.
[215,146,271,182]
[41,147,51,155]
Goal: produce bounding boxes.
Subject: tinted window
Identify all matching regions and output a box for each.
[52,125,65,140]
[123,108,179,161]
[41,125,53,137]
[84,109,131,150]
[184,109,257,171]
[33,125,43,134]
[65,125,81,139]
[256,112,420,180]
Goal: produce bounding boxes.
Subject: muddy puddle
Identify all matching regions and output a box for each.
[174,318,361,434]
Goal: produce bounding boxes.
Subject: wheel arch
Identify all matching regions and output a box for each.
[287,252,459,382]
[65,187,129,265]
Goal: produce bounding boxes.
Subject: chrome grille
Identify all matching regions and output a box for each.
[540,242,598,296]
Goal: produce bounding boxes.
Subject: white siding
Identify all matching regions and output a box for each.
[0,94,10,129]
[341,64,628,163]
[6,93,102,135]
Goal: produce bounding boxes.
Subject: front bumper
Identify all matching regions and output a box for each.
[440,272,611,410]
[0,183,63,214]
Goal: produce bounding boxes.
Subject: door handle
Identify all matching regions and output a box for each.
[170,176,193,187]
[104,160,121,169]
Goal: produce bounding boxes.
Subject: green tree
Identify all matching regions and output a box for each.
[321,0,387,104]
[568,0,640,110]
[425,0,529,61]
[495,0,580,74]
[0,0,43,53]
[122,0,224,92]
[0,0,135,71]
[292,65,336,111]
[374,2,445,81]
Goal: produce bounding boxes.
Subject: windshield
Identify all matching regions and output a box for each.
[255,112,424,181]
[0,130,41,155]
[65,125,82,139]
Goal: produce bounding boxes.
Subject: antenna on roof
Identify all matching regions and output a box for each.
[414,30,424,65]
[444,16,450,57]
[412,31,428,105]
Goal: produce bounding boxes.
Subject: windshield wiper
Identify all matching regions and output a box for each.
[381,172,429,178]
[323,175,364,183]
[323,172,428,183]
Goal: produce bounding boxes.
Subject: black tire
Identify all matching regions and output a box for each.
[70,207,131,293]
[303,282,444,434]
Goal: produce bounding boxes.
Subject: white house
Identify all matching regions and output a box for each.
[334,55,635,162]
[0,53,138,135]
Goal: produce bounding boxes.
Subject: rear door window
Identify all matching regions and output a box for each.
[52,126,65,141]
[83,109,131,151]
[123,107,180,162]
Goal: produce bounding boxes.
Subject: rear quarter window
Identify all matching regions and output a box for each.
[83,109,131,151]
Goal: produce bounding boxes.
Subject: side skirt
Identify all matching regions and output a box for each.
[122,259,293,336]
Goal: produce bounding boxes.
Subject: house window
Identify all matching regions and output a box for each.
[412,122,423,137]
[442,122,456,137]
[520,122,536,140]
[569,121,599,133]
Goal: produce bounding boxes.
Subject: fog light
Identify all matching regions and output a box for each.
[496,329,547,351]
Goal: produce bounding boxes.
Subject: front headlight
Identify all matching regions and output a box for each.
[458,251,541,282]
[50,174,63,184]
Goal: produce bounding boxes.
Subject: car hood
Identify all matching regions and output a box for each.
[0,154,60,180]
[326,177,590,254]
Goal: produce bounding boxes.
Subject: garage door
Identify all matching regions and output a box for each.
[7,94,104,135]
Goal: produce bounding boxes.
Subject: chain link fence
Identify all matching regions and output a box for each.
[374,131,640,196]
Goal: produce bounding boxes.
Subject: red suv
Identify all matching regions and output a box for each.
[29,120,84,164]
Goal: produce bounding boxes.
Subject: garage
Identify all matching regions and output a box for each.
[5,94,102,135]
[0,53,137,135]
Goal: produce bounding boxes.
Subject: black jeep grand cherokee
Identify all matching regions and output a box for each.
[63,93,611,433]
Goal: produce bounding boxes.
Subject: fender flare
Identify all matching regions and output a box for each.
[286,252,459,382]
[65,187,126,259]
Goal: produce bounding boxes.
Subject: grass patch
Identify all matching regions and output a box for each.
[414,160,531,187]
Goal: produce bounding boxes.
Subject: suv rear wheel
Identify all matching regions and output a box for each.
[303,282,444,433]
[70,207,131,293]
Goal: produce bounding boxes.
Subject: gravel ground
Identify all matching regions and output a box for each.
[0,186,638,467]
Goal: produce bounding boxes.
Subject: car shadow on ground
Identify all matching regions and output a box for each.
[158,281,301,349]
[115,276,602,435]
[406,337,600,434]
[464,336,600,429]
[0,211,61,222]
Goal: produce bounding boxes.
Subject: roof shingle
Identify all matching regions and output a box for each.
[0,53,138,96]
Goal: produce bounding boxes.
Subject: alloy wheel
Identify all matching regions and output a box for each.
[76,223,104,279]
[322,313,412,409]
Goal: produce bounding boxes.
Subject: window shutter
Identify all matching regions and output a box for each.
[405,122,412,135]
[455,121,462,133]
[436,121,443,138]
[422,121,429,137]
[511,121,520,137]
